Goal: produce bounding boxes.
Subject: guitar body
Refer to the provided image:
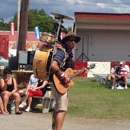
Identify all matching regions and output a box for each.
[53,68,74,94]
[53,63,95,94]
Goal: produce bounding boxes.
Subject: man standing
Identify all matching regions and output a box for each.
[50,33,87,130]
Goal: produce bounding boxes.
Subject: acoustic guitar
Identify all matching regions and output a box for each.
[53,64,95,94]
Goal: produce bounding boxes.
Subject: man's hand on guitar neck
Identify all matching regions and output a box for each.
[73,67,89,74]
[84,68,89,74]
[73,63,95,74]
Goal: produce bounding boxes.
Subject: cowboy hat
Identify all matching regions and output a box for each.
[61,33,81,44]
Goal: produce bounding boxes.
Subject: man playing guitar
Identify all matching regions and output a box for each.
[50,33,88,130]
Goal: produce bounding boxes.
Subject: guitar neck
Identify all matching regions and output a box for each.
[69,68,86,79]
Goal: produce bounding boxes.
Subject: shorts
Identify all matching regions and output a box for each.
[51,83,69,112]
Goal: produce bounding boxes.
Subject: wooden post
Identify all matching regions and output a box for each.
[17,0,29,69]
[16,0,21,48]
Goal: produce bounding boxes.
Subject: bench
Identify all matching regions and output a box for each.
[93,74,108,85]
[94,74,130,88]
[31,90,55,113]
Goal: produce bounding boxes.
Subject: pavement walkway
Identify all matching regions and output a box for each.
[1,111,130,130]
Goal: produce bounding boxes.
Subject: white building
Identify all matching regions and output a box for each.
[74,12,130,62]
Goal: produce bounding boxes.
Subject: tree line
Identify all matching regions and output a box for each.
[0,9,72,33]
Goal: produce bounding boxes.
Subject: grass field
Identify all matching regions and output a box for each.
[67,77,130,119]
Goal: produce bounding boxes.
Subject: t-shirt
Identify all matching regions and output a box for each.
[29,74,38,88]
[120,67,127,75]
[115,67,127,76]
[115,67,120,75]
[111,67,116,74]
[124,65,130,73]
[53,48,73,72]
[37,80,48,95]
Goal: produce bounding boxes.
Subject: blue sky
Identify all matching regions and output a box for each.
[1,0,130,28]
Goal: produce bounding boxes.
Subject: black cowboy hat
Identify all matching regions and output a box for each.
[61,33,81,44]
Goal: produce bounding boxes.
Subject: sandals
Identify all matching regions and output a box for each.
[2,112,10,115]
[15,111,23,115]
[52,122,55,130]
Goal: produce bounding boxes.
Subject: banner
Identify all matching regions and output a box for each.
[10,22,15,35]
[0,35,9,59]
[34,26,40,39]
[73,61,87,77]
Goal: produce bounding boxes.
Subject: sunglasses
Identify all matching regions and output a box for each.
[67,39,76,42]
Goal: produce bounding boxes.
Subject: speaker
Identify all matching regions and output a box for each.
[27,51,35,64]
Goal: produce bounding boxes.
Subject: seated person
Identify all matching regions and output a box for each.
[0,91,9,115]
[111,62,128,89]
[19,74,38,108]
[123,61,130,78]
[107,62,119,80]
[0,68,23,114]
[25,79,48,112]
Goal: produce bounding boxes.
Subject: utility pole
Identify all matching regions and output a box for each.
[17,0,29,69]
[16,0,21,48]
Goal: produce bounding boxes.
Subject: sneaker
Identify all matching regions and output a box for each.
[25,107,31,112]
[125,86,128,89]
[11,106,15,111]
[117,85,124,89]
[111,86,115,89]
[19,102,26,108]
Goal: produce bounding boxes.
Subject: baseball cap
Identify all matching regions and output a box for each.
[120,62,123,64]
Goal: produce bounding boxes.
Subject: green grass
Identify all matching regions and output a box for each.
[68,78,130,119]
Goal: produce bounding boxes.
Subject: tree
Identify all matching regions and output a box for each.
[0,9,72,33]
[13,9,53,32]
[67,27,73,33]
[0,18,10,30]
[28,9,53,32]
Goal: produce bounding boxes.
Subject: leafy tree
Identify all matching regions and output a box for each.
[0,18,10,30]
[67,27,73,33]
[0,9,72,33]
[13,9,53,32]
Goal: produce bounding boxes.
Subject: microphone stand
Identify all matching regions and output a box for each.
[47,17,63,80]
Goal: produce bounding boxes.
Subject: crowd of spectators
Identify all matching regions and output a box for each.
[0,68,48,115]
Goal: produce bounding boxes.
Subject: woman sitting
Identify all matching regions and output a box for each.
[0,68,23,114]
[25,79,48,112]
[0,93,9,115]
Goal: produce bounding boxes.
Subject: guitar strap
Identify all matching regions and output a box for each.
[53,47,69,68]
[60,48,69,68]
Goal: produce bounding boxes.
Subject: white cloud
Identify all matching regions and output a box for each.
[1,0,130,27]
[97,3,105,8]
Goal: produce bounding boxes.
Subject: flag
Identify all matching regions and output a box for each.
[34,26,40,39]
[10,22,15,35]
